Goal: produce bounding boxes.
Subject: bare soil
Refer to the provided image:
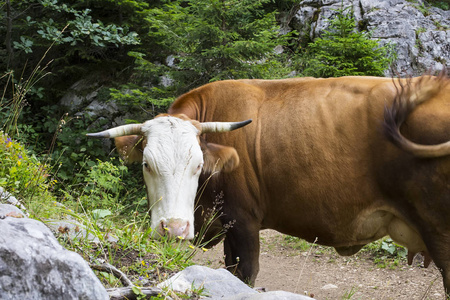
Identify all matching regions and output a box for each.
[193,230,446,300]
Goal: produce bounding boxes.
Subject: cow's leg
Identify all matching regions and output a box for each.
[433,254,450,297]
[423,234,450,298]
[444,271,450,299]
[222,221,260,286]
[434,258,450,298]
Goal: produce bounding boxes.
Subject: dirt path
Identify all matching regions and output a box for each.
[193,230,446,300]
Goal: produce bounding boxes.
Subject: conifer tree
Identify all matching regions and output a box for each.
[146,0,293,87]
[302,6,396,77]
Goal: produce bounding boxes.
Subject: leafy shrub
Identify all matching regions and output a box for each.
[301,6,396,77]
[0,131,62,218]
[80,158,128,211]
[24,104,134,189]
[58,158,130,213]
[0,131,53,198]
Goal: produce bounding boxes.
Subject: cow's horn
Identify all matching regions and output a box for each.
[200,119,252,133]
[86,124,143,138]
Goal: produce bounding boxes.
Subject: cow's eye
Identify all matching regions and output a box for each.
[195,163,203,175]
[143,162,150,171]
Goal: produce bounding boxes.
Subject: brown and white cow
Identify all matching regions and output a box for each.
[87,74,450,294]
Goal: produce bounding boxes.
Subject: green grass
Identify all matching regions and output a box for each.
[282,235,314,252]
[281,234,408,270]
[341,286,358,299]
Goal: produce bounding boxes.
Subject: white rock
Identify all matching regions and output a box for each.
[159,265,315,299]
[321,284,339,290]
[158,265,256,298]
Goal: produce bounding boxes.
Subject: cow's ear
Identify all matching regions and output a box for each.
[114,135,146,163]
[202,142,240,173]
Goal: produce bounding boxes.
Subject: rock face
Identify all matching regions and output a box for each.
[59,76,156,130]
[293,0,450,76]
[0,204,109,300]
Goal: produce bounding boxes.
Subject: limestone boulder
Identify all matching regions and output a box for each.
[0,204,108,300]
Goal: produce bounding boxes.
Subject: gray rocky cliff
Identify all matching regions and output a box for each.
[293,0,450,76]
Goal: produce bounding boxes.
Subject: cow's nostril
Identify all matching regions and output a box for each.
[156,219,190,239]
[182,222,190,237]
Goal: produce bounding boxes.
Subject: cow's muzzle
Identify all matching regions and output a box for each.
[156,218,190,239]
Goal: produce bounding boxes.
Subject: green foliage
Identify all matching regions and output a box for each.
[0,62,51,138]
[2,0,145,104]
[36,0,139,48]
[0,131,53,199]
[144,0,294,87]
[56,156,143,214]
[0,132,71,220]
[410,0,432,16]
[360,238,407,270]
[0,71,145,214]
[429,0,449,10]
[107,0,298,117]
[407,0,449,13]
[361,238,407,259]
[8,0,140,54]
[341,287,358,299]
[411,0,450,11]
[80,158,127,211]
[91,208,112,220]
[301,6,396,77]
[380,238,407,258]
[107,51,177,115]
[282,235,313,252]
[28,108,109,180]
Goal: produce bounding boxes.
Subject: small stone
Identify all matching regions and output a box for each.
[321,284,338,290]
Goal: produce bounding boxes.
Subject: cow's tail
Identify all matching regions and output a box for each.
[383,72,450,158]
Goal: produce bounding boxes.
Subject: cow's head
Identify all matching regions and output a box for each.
[87,114,251,240]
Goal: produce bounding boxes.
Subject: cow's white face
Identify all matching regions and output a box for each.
[87,114,251,240]
[141,117,202,239]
